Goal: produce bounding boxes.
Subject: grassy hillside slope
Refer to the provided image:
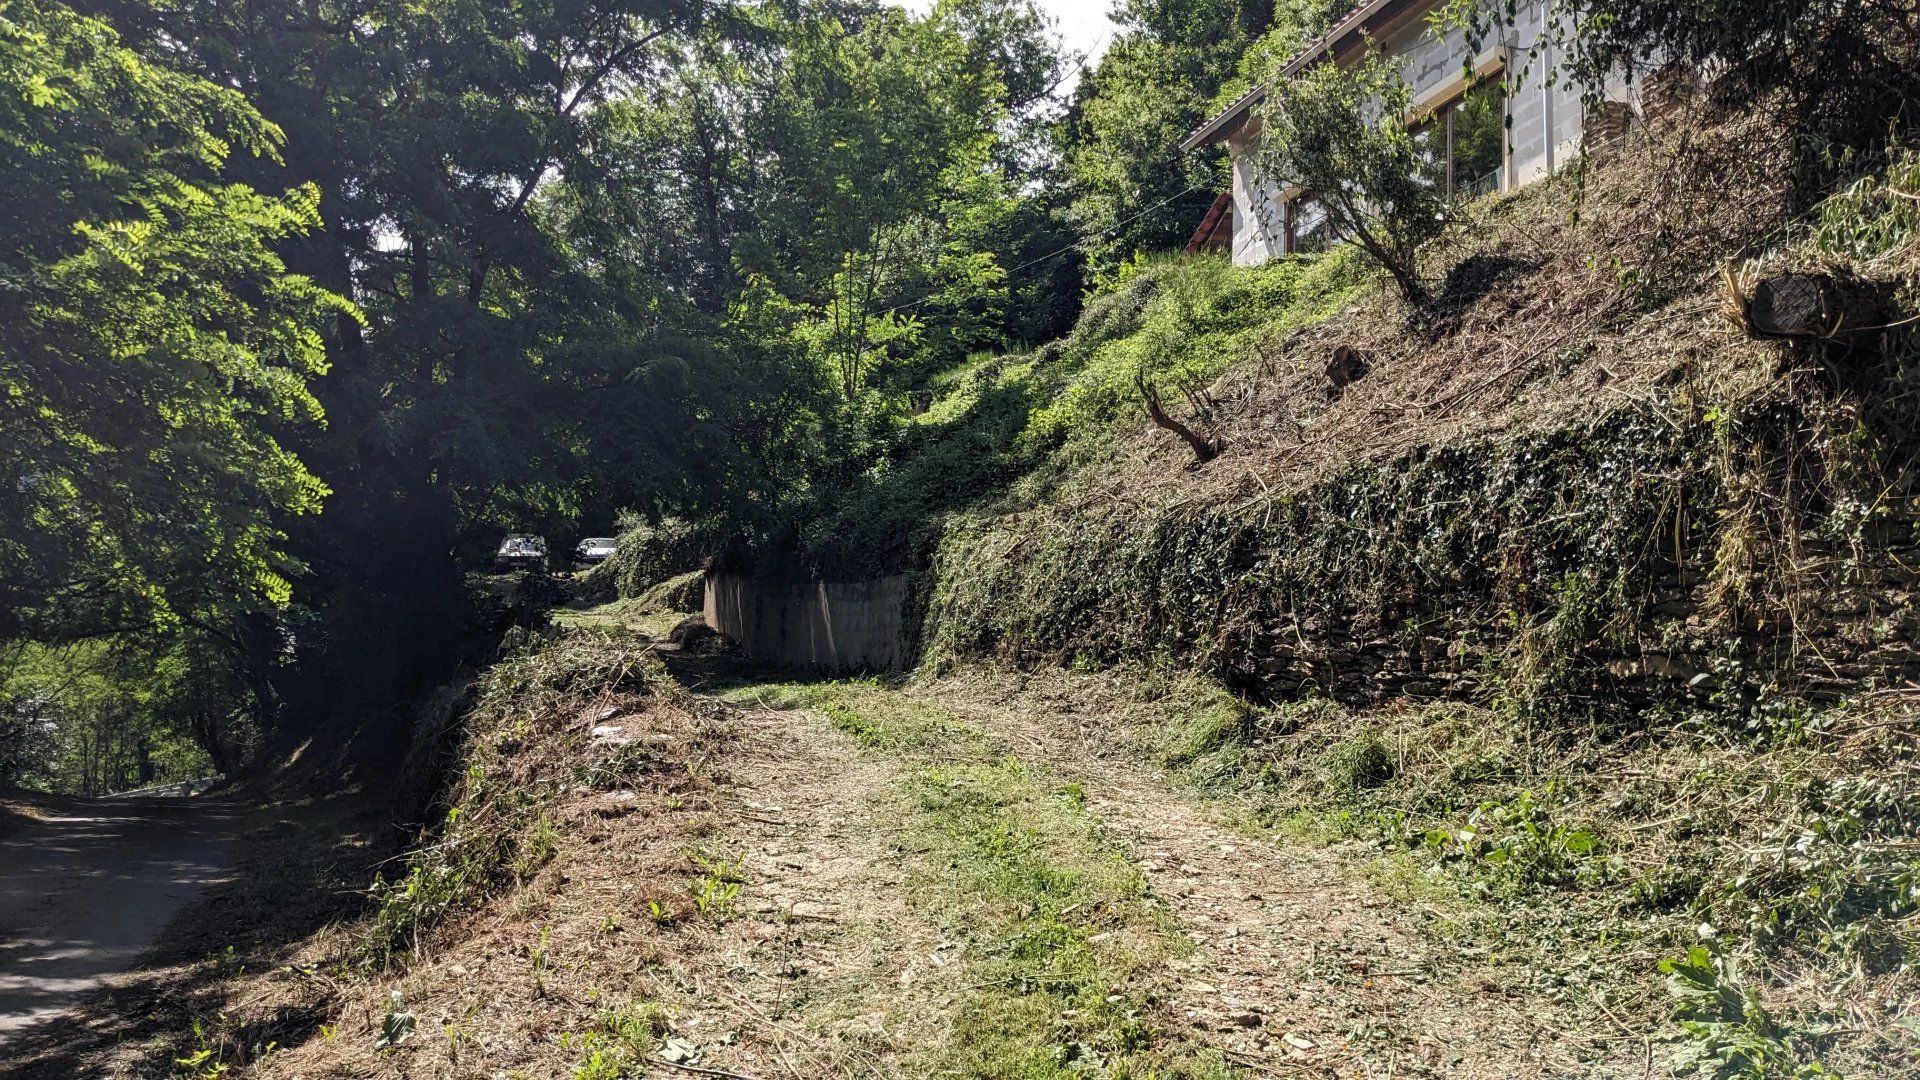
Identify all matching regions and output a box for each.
[815,109,1920,1073]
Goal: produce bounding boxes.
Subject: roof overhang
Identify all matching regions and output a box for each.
[1281,0,1409,79]
[1179,0,1428,153]
[1179,84,1267,152]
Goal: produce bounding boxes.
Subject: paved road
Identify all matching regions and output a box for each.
[0,797,241,1043]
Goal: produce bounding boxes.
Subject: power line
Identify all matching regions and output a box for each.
[879,182,1203,319]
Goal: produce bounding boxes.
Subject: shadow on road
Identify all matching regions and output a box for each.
[0,797,244,1039]
[0,786,394,1077]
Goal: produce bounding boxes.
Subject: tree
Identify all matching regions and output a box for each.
[1062,0,1339,276]
[0,0,349,785]
[1254,50,1448,305]
[0,0,343,650]
[78,0,754,725]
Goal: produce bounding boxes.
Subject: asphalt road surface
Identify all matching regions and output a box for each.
[0,796,240,1044]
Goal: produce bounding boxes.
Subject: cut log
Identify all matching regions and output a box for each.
[1744,272,1891,343]
[1748,273,1835,339]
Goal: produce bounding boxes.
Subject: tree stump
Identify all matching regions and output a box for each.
[1325,345,1368,395]
[1135,372,1224,464]
[1745,272,1890,343]
[1748,274,1836,339]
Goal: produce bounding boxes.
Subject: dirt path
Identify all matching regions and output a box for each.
[0,795,244,1045]
[656,704,936,1077]
[922,679,1636,1078]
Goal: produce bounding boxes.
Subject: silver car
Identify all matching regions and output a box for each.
[573,536,617,565]
[495,533,549,570]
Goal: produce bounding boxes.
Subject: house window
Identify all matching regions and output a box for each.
[1413,76,1506,198]
[1287,195,1336,255]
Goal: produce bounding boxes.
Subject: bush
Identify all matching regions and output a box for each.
[581,515,711,602]
[1255,50,1447,305]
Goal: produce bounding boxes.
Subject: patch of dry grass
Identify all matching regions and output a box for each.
[1009,110,1799,518]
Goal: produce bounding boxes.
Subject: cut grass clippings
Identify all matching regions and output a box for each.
[732,681,1233,1078]
[920,664,1920,1077]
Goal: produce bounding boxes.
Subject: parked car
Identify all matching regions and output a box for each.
[574,536,618,565]
[495,533,549,571]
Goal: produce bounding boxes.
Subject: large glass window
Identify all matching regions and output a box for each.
[1414,76,1506,198]
[1288,195,1335,255]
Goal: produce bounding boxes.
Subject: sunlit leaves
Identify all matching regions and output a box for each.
[0,0,345,646]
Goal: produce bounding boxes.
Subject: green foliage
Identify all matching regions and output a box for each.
[1805,145,1920,264]
[1065,0,1342,276]
[924,406,1707,693]
[375,991,415,1051]
[1324,731,1395,793]
[740,680,992,757]
[1024,248,1366,451]
[0,640,222,794]
[1160,685,1260,770]
[0,0,341,636]
[1660,947,1838,1079]
[1694,772,1920,972]
[594,516,712,603]
[0,0,344,783]
[796,251,1366,575]
[566,1000,670,1079]
[1440,0,1920,181]
[1254,48,1450,304]
[1425,788,1612,894]
[686,848,743,921]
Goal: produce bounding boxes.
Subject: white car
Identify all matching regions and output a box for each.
[574,537,617,565]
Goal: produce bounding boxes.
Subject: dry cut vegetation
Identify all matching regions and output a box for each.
[917,663,1920,1076]
[141,625,738,1078]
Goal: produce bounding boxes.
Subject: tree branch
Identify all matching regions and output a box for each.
[1135,372,1224,464]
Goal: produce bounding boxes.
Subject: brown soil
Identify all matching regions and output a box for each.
[5,663,1666,1079]
[243,692,931,1079]
[647,704,938,1077]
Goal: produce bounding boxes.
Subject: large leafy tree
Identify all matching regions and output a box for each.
[548,0,1071,509]
[57,0,1079,736]
[79,0,752,721]
[0,0,343,648]
[1,0,346,783]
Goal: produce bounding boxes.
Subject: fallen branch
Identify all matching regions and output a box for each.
[653,1058,765,1080]
[1135,371,1225,464]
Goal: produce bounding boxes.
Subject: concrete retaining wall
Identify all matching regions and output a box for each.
[704,572,911,672]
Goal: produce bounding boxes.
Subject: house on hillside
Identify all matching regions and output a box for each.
[1183,0,1654,266]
